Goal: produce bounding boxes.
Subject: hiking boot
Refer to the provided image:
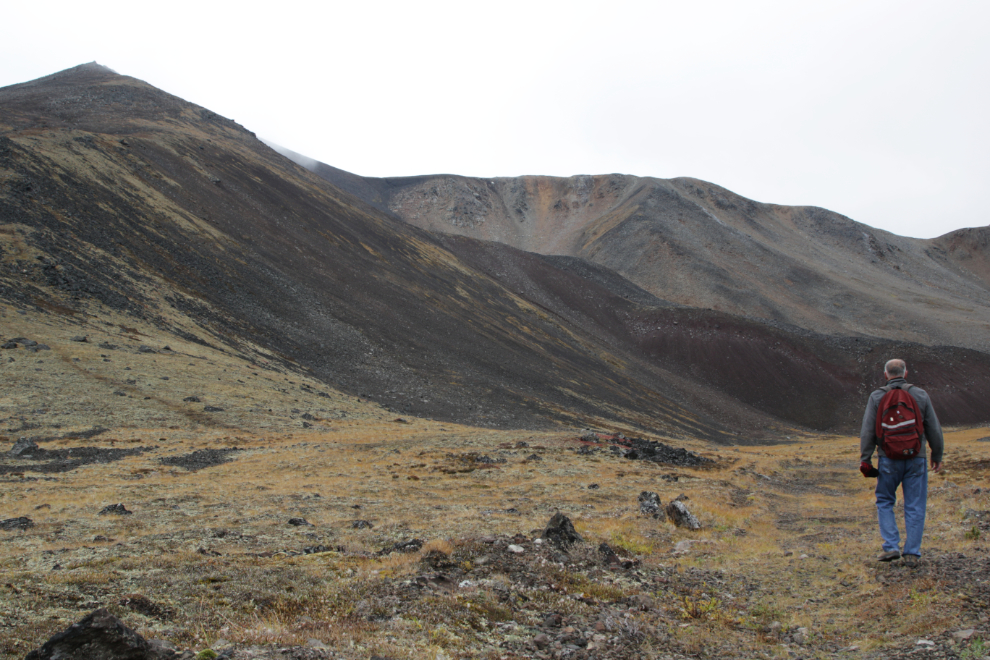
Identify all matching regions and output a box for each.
[903,554,919,567]
[877,550,901,562]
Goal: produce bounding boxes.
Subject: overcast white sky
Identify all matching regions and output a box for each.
[2,0,988,238]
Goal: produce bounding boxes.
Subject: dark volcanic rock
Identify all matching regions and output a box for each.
[24,607,175,660]
[9,437,39,456]
[611,436,711,467]
[0,516,34,531]
[542,512,583,548]
[351,520,373,529]
[0,444,154,475]
[65,427,109,439]
[159,448,239,471]
[598,542,619,564]
[288,518,313,527]
[378,538,424,556]
[99,503,132,516]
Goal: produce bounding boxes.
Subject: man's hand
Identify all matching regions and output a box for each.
[860,461,879,478]
[932,461,942,473]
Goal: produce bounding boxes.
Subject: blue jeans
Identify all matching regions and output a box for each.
[876,456,928,557]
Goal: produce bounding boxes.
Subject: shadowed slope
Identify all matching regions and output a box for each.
[438,236,990,431]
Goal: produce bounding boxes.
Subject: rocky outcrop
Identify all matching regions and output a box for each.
[24,608,179,660]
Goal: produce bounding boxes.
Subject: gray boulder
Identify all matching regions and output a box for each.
[638,491,662,517]
[9,437,39,457]
[665,500,701,530]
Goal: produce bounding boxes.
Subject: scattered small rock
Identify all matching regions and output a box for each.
[0,516,34,531]
[160,448,239,471]
[351,520,373,529]
[598,542,619,564]
[951,628,977,642]
[70,335,88,342]
[378,538,424,555]
[137,345,155,353]
[288,518,313,527]
[99,503,132,516]
[507,544,525,554]
[203,405,224,412]
[183,396,201,403]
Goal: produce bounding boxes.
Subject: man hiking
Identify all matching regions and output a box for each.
[859,359,943,566]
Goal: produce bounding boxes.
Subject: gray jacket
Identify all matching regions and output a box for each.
[860,377,943,463]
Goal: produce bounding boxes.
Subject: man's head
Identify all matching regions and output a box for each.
[885,359,907,380]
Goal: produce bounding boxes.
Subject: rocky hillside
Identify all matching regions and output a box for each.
[290,163,990,354]
[3,64,989,439]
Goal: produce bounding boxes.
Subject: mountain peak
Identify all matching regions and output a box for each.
[2,62,120,92]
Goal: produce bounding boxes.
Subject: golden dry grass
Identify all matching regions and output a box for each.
[2,301,989,658]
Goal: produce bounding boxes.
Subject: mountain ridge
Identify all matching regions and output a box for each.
[279,152,990,354]
[2,64,989,440]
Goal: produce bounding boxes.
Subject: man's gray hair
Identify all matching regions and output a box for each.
[885,359,907,377]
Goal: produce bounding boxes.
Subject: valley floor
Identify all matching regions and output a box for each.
[1,304,988,659]
[2,421,989,659]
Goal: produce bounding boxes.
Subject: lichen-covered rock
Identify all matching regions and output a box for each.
[542,512,583,548]
[638,491,662,517]
[666,500,701,529]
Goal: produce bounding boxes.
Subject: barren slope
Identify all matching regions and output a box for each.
[0,63,755,441]
[295,166,990,353]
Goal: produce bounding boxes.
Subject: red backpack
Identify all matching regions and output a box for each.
[875,384,924,460]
